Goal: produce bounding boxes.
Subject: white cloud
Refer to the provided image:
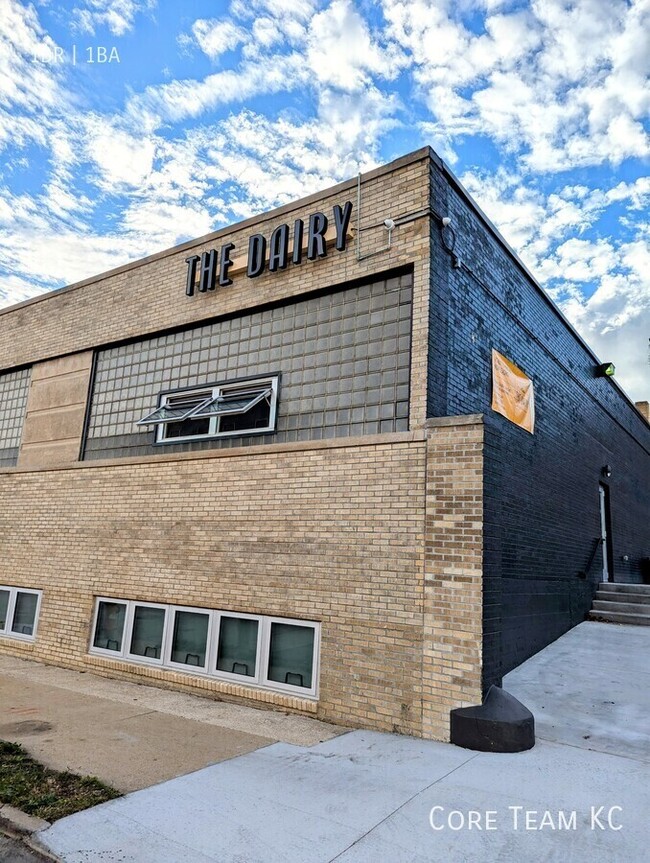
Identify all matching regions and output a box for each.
[120,199,213,244]
[126,51,309,125]
[460,165,650,398]
[188,19,248,61]
[83,116,157,190]
[606,177,650,209]
[304,0,403,92]
[197,87,396,216]
[585,311,650,403]
[0,0,65,119]
[383,0,650,170]
[71,0,156,36]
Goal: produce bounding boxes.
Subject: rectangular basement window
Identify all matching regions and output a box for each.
[168,607,211,670]
[88,598,319,697]
[136,376,279,443]
[91,599,127,654]
[127,602,167,662]
[264,618,319,697]
[214,613,262,681]
[0,587,42,642]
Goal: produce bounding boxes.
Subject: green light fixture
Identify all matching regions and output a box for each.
[597,362,616,377]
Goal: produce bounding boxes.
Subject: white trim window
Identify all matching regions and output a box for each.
[168,606,212,671]
[89,598,320,698]
[264,618,318,694]
[137,376,279,443]
[0,586,42,641]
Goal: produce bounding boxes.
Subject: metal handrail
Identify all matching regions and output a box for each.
[580,536,603,579]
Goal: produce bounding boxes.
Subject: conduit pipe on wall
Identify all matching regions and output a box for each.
[355,171,430,263]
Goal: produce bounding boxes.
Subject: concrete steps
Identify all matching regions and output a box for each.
[588,582,650,626]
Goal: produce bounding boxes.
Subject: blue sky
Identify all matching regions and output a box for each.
[1,0,648,399]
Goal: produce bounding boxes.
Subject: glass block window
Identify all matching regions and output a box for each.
[83,272,412,460]
[0,367,31,466]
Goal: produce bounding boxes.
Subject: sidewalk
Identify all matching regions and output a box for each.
[0,655,341,791]
[38,723,650,862]
[3,621,650,861]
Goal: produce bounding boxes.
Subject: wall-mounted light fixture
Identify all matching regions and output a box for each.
[601,464,612,478]
[596,362,616,377]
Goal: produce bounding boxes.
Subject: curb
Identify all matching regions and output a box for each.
[0,805,60,862]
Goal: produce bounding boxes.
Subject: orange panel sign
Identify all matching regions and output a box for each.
[491,350,535,434]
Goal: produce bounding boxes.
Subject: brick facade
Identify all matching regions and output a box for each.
[0,147,647,741]
[428,158,650,686]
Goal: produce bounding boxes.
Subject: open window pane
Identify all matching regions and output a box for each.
[11,592,38,636]
[137,393,212,426]
[161,415,211,439]
[0,589,9,630]
[218,396,272,433]
[216,616,258,677]
[129,606,165,659]
[267,622,315,689]
[93,601,126,651]
[171,610,209,667]
[191,389,270,419]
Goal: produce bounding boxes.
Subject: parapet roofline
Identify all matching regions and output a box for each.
[0,147,433,318]
[0,144,643,417]
[433,155,646,412]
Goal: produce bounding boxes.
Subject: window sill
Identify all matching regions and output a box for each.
[84,653,318,713]
[0,634,35,648]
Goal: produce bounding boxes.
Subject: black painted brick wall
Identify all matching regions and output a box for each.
[428,158,650,688]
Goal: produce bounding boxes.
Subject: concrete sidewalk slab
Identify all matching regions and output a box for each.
[0,655,341,792]
[338,738,648,862]
[38,730,649,863]
[35,619,650,862]
[0,677,272,791]
[504,621,650,761]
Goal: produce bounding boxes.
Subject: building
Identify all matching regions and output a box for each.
[0,147,648,742]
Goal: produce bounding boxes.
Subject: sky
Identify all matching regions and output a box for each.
[0,0,648,400]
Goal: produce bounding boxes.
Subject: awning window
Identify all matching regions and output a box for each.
[136,393,212,426]
[189,388,272,419]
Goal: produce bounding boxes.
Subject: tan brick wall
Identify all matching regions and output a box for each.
[421,416,484,741]
[635,401,649,423]
[0,151,432,431]
[0,418,486,739]
[0,434,428,735]
[0,150,489,740]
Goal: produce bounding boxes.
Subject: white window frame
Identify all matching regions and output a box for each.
[90,597,129,657]
[165,604,214,672]
[125,600,169,665]
[213,610,264,684]
[0,586,43,642]
[88,598,320,697]
[138,375,279,444]
[261,616,320,699]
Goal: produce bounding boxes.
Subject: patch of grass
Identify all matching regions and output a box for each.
[0,741,121,822]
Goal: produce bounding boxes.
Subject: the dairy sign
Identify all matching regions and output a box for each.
[184,202,353,297]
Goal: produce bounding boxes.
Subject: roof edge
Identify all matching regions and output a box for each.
[435,156,645,417]
[0,147,431,319]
